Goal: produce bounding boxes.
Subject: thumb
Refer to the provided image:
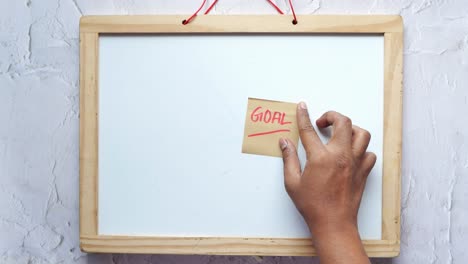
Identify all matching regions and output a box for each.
[279,138,301,194]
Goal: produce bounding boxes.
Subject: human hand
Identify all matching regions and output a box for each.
[279,103,375,263]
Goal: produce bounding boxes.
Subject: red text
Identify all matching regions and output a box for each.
[250,106,292,125]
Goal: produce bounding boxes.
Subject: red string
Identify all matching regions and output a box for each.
[288,0,298,24]
[205,0,219,14]
[182,0,219,25]
[266,0,298,24]
[266,0,284,14]
[183,0,297,25]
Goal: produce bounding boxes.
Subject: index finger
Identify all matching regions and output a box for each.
[316,111,353,146]
[297,102,324,155]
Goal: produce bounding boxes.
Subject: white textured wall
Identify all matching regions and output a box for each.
[0,0,467,263]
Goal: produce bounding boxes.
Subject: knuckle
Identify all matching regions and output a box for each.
[299,108,310,118]
[336,154,353,171]
[362,153,377,175]
[367,152,377,163]
[282,148,297,162]
[363,130,371,141]
[299,123,315,133]
[341,116,352,126]
[358,130,371,144]
[336,157,348,169]
[281,146,290,156]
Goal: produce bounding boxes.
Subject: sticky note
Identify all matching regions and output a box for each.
[242,98,299,157]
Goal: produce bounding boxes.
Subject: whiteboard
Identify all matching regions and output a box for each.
[98,34,383,239]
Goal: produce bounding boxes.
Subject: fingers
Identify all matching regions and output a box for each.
[279,138,301,193]
[297,102,324,156]
[352,125,371,158]
[316,111,353,146]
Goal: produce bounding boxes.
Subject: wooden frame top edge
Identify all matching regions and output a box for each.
[80,15,403,33]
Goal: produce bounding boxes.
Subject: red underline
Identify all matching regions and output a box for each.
[248,129,291,137]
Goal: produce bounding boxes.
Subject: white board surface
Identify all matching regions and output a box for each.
[98,34,383,239]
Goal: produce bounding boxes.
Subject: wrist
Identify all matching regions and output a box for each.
[308,218,359,241]
[308,219,369,263]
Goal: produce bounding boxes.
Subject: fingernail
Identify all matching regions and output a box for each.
[299,102,307,110]
[279,138,288,150]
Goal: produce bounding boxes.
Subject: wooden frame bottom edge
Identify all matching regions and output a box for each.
[80,236,400,257]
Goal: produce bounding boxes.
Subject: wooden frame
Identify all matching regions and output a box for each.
[80,15,403,257]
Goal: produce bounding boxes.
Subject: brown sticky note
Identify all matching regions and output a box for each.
[242,98,299,157]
